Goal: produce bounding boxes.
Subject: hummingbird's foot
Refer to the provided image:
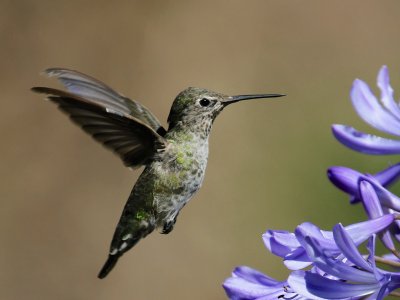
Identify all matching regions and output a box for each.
[161,219,176,234]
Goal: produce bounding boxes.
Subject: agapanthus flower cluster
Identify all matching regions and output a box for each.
[224,66,400,299]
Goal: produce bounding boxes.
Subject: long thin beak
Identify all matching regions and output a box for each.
[223,93,285,106]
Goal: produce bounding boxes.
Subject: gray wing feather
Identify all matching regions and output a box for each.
[32,87,167,168]
[45,68,166,134]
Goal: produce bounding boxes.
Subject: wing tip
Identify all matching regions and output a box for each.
[31,86,46,94]
[31,86,65,96]
[42,67,73,78]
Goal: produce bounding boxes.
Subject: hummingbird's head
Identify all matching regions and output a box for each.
[167,87,284,131]
[167,87,226,129]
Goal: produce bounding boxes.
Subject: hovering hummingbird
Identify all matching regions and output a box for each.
[32,68,284,278]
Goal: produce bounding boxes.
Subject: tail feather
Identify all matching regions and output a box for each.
[98,254,120,279]
[97,236,142,279]
[97,214,156,279]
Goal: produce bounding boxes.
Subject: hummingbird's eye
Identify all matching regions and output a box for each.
[199,98,211,107]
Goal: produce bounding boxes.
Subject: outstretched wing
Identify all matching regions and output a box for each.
[44,68,167,136]
[32,87,167,168]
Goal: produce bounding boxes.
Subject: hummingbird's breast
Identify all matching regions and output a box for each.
[146,130,210,224]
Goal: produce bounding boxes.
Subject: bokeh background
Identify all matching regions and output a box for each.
[2,1,400,299]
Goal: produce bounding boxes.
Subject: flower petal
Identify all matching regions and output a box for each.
[364,176,400,211]
[359,181,396,252]
[359,180,384,219]
[375,281,390,300]
[288,270,380,299]
[328,164,400,204]
[344,214,394,244]
[295,222,337,251]
[377,65,400,120]
[232,266,282,287]
[366,236,385,284]
[332,125,400,154]
[223,276,282,299]
[351,78,400,136]
[375,163,400,188]
[333,224,373,272]
[296,217,394,251]
[327,166,362,197]
[283,248,312,270]
[262,230,300,258]
[303,236,377,283]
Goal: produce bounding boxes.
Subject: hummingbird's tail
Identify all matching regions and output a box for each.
[98,254,121,279]
[97,203,156,279]
[97,224,155,279]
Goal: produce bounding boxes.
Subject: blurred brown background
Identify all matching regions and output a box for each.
[2,1,400,299]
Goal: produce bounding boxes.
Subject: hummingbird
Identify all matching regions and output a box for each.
[32,68,284,279]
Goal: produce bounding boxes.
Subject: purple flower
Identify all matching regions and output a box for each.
[224,219,399,300]
[288,225,400,300]
[328,165,400,246]
[332,66,400,154]
[262,214,395,270]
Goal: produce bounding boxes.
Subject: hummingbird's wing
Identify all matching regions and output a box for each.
[43,68,167,136]
[32,87,167,168]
